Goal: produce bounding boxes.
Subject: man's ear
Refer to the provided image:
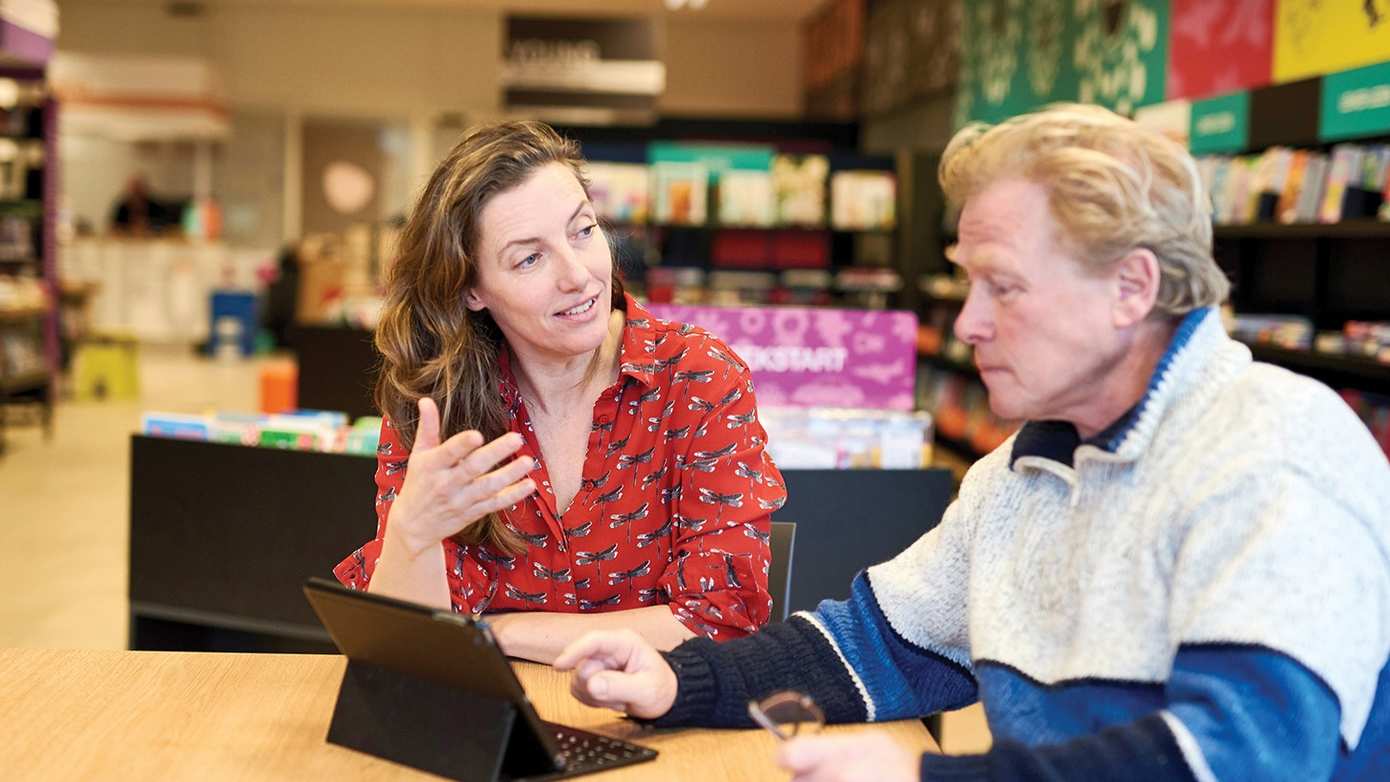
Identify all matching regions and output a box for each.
[464,288,486,312]
[1112,247,1161,328]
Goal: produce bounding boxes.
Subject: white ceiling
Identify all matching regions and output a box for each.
[96,0,831,22]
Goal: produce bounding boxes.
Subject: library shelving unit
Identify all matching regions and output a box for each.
[553,118,903,310]
[0,65,56,455]
[1214,220,1390,398]
[910,209,1390,469]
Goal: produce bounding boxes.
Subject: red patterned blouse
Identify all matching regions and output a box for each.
[334,295,786,640]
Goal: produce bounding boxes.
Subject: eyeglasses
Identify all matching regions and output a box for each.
[747,690,825,741]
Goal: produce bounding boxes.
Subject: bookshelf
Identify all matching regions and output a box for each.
[553,119,901,308]
[1214,221,1390,240]
[933,431,987,463]
[917,346,978,379]
[0,68,54,456]
[1246,344,1390,388]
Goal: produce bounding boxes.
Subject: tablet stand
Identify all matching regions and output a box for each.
[326,660,557,782]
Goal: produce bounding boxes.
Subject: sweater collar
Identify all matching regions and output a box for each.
[1009,307,1234,472]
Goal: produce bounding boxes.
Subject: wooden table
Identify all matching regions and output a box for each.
[0,648,938,780]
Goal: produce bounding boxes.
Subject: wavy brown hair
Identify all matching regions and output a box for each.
[375,120,622,556]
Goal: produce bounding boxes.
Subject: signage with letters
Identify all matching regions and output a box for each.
[1188,91,1250,154]
[644,303,918,410]
[503,16,663,124]
[1321,61,1390,142]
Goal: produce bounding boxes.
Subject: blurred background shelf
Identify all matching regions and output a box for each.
[1214,221,1390,240]
[1247,344,1390,389]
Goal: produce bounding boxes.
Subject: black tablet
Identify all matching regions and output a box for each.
[303,577,657,781]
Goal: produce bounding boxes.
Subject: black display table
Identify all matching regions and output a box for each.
[129,435,953,652]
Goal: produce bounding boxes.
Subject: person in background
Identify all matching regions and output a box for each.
[109,175,179,235]
[554,104,1390,781]
[334,121,785,664]
[262,244,301,350]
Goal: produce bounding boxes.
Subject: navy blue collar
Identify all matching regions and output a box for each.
[1009,308,1211,470]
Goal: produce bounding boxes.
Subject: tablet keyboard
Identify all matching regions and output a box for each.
[551,723,654,775]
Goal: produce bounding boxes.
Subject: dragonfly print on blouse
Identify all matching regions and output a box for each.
[332,294,787,640]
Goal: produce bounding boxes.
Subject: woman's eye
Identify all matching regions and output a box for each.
[516,253,540,269]
[576,224,597,239]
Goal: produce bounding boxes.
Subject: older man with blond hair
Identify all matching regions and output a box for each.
[553,104,1390,782]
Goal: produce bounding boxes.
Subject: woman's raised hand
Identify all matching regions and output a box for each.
[385,397,537,557]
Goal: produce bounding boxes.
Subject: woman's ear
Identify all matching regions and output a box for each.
[464,288,486,312]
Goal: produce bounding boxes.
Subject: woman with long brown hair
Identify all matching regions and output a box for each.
[333,121,786,664]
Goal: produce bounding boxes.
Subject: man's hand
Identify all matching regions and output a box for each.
[553,630,679,720]
[777,732,920,782]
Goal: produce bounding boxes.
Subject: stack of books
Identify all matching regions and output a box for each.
[1197,144,1390,225]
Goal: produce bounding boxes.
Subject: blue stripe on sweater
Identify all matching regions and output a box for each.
[967,645,1380,781]
[809,573,977,721]
[973,661,1165,746]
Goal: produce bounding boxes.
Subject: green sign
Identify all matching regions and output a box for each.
[648,143,773,183]
[1189,92,1249,154]
[1321,61,1390,141]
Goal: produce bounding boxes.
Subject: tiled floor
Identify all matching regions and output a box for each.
[0,345,266,650]
[0,344,992,753]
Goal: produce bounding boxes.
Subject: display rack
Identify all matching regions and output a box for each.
[554,118,902,309]
[0,68,55,455]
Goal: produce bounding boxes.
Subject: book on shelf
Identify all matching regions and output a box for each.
[1291,153,1329,224]
[1199,143,1390,226]
[830,170,896,230]
[1260,147,1292,219]
[771,154,828,227]
[1228,313,1313,350]
[1275,150,1308,224]
[717,169,775,227]
[651,161,708,226]
[586,162,650,225]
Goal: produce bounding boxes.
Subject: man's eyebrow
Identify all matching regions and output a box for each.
[948,244,1021,275]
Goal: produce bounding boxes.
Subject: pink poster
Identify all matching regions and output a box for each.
[645,303,918,411]
[1167,0,1273,100]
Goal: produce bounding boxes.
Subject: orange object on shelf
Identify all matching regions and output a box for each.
[259,360,298,414]
[917,324,942,355]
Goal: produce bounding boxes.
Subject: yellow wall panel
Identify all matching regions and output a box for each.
[1274,0,1390,83]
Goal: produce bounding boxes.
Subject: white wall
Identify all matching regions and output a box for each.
[58,2,804,121]
[213,111,286,248]
[54,2,805,243]
[57,1,500,117]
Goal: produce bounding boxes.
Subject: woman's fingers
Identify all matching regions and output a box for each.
[408,425,538,534]
[466,454,536,497]
[470,478,537,516]
[432,428,485,467]
[453,432,527,480]
[414,397,443,451]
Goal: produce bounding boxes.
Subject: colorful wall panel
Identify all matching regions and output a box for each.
[958,0,1074,125]
[1320,61,1390,141]
[1167,0,1273,100]
[1274,0,1390,84]
[1073,0,1169,115]
[958,0,1168,125]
